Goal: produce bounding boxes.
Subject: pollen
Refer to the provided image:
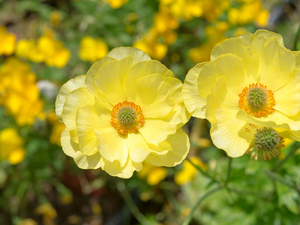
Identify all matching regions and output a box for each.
[238,83,275,117]
[110,101,144,135]
[246,127,284,161]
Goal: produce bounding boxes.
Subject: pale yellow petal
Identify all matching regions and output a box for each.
[62,88,95,143]
[76,106,101,156]
[253,29,284,46]
[107,47,151,64]
[85,56,116,97]
[61,129,102,169]
[210,108,250,157]
[94,56,134,105]
[135,74,174,119]
[101,157,143,178]
[139,117,178,146]
[55,75,86,122]
[211,38,259,80]
[274,69,300,116]
[251,36,295,91]
[238,32,253,47]
[293,51,300,70]
[94,119,129,167]
[145,129,189,167]
[126,60,173,93]
[127,133,152,163]
[182,62,208,118]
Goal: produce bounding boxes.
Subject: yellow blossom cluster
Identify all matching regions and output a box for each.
[0,26,16,56]
[103,0,129,9]
[0,57,44,126]
[79,36,109,63]
[16,32,70,68]
[0,128,26,165]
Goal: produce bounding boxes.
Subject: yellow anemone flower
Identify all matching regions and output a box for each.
[56,47,190,178]
[183,30,300,157]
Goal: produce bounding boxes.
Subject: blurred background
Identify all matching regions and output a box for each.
[0,0,300,224]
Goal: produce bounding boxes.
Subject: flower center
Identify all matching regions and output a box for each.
[238,83,275,117]
[111,101,144,135]
[246,127,284,161]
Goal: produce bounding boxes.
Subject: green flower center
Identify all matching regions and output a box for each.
[254,127,281,151]
[117,106,137,126]
[246,86,268,110]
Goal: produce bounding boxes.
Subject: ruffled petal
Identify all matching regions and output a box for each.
[107,47,151,64]
[253,29,284,46]
[182,62,208,118]
[101,157,143,179]
[135,74,174,119]
[85,56,116,97]
[76,105,102,156]
[126,60,173,93]
[274,69,300,116]
[94,116,129,167]
[127,133,152,163]
[55,75,86,122]
[210,108,250,157]
[61,129,102,169]
[251,36,295,91]
[145,129,189,167]
[62,88,95,143]
[94,56,134,105]
[238,32,254,47]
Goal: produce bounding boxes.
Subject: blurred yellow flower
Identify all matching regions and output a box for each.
[0,128,26,165]
[79,36,109,62]
[183,30,300,157]
[103,0,129,9]
[0,26,16,56]
[35,203,57,219]
[0,57,44,126]
[18,219,38,225]
[255,9,269,27]
[47,111,66,146]
[56,47,190,178]
[16,39,36,59]
[138,162,167,185]
[174,157,207,185]
[50,11,62,27]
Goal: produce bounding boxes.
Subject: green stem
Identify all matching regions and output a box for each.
[265,170,300,192]
[182,186,222,225]
[118,184,154,225]
[224,158,232,187]
[293,23,300,51]
[272,142,299,172]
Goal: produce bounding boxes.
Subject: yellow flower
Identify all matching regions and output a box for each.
[174,157,207,185]
[0,57,44,126]
[47,111,66,146]
[137,162,167,185]
[103,0,129,9]
[35,203,57,219]
[50,11,62,27]
[183,30,300,157]
[0,26,16,56]
[0,128,26,165]
[18,219,38,225]
[15,39,36,60]
[37,35,70,68]
[56,47,190,178]
[79,36,109,63]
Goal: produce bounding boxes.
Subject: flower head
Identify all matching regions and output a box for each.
[56,47,190,178]
[183,30,300,157]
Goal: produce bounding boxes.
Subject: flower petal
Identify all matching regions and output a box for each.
[182,62,208,118]
[253,29,284,46]
[107,47,151,64]
[76,105,102,156]
[127,133,152,163]
[145,129,189,167]
[210,108,250,157]
[101,157,142,179]
[94,56,134,105]
[61,129,102,169]
[55,75,86,122]
[251,36,295,91]
[62,87,95,143]
[94,117,129,167]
